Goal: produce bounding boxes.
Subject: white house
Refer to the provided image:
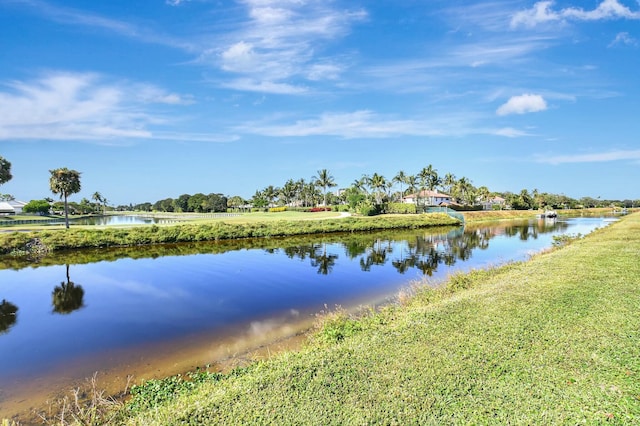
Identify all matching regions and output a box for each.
[8,200,27,215]
[481,196,506,210]
[403,190,452,206]
[0,201,15,215]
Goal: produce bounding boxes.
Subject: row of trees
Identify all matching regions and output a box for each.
[242,167,482,214]
[121,193,229,213]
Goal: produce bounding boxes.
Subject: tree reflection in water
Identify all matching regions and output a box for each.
[0,299,18,335]
[52,264,85,314]
[274,219,568,277]
[311,243,338,275]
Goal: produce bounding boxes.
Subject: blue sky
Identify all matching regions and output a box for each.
[1,0,639,205]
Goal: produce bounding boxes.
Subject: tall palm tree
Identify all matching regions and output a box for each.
[393,170,407,202]
[92,191,103,214]
[49,167,82,229]
[369,173,387,205]
[419,165,440,207]
[315,169,337,207]
[442,173,457,195]
[0,156,12,186]
[405,175,418,207]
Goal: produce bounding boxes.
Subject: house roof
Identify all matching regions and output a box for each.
[0,202,16,212]
[8,200,27,207]
[404,190,451,199]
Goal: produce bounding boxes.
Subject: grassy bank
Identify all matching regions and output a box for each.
[0,213,459,256]
[105,212,640,425]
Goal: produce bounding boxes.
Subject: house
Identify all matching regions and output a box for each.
[0,201,15,215]
[403,190,452,206]
[8,200,27,215]
[481,196,506,210]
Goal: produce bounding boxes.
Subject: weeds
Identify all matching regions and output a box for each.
[36,373,130,426]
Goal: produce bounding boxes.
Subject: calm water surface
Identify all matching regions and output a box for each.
[0,216,615,415]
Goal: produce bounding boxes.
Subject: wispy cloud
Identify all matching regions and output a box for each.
[609,31,638,47]
[237,110,529,139]
[511,0,640,28]
[537,149,640,164]
[5,0,195,50]
[0,72,233,142]
[198,0,367,93]
[497,94,548,115]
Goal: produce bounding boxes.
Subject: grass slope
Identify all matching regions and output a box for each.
[121,213,640,425]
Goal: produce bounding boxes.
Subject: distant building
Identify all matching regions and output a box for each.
[8,200,27,215]
[0,201,15,215]
[403,190,452,206]
[481,196,506,210]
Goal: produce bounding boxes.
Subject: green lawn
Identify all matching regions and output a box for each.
[116,213,640,425]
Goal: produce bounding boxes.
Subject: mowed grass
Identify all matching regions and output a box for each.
[120,213,640,425]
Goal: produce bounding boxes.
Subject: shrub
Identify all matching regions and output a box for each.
[268,206,287,213]
[387,203,416,214]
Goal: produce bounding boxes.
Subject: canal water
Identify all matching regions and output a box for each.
[0,216,615,418]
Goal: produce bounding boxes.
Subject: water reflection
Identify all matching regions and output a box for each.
[267,219,568,278]
[0,299,18,335]
[52,264,85,314]
[0,216,608,419]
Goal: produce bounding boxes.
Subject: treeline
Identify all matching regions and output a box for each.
[115,166,639,214]
[119,193,228,213]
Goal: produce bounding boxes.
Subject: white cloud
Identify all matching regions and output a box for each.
[537,149,640,164]
[204,0,367,93]
[238,110,516,139]
[496,94,548,116]
[609,32,638,47]
[0,72,228,142]
[221,78,308,95]
[511,0,640,28]
[493,127,531,137]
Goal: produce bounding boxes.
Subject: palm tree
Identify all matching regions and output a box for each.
[0,156,11,186]
[442,173,457,195]
[454,176,475,205]
[49,167,82,229]
[369,173,387,205]
[315,169,337,207]
[52,264,85,315]
[393,170,407,202]
[92,191,103,214]
[405,175,418,207]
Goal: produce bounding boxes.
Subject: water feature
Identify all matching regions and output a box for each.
[0,216,615,418]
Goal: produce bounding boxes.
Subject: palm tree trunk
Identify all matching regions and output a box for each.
[63,193,69,229]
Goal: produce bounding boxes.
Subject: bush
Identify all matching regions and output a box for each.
[387,203,416,214]
[268,206,287,213]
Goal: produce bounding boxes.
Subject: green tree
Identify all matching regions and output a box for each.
[442,173,457,195]
[188,193,208,212]
[23,199,52,215]
[174,194,191,212]
[49,167,82,229]
[393,170,407,202]
[369,173,387,206]
[315,169,337,207]
[227,195,247,212]
[0,156,11,186]
[92,191,103,213]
